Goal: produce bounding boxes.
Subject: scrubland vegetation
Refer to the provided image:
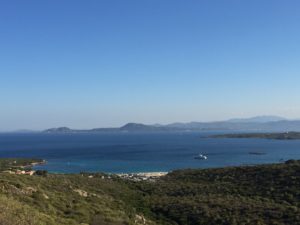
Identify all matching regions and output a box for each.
[0,159,299,225]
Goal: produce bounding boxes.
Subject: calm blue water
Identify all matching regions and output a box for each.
[0,132,299,173]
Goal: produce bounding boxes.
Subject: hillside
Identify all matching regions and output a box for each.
[133,160,300,225]
[0,171,153,225]
[0,159,299,224]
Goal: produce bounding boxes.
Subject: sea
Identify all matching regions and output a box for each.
[0,131,299,173]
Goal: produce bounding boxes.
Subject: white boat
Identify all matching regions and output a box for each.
[194,154,208,160]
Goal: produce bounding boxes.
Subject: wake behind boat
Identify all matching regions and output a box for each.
[194,154,208,160]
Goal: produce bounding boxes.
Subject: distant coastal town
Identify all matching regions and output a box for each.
[0,158,46,176]
[116,172,168,182]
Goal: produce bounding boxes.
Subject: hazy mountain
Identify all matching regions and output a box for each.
[43,116,300,133]
[44,127,73,133]
[227,115,286,123]
[165,119,300,132]
[120,123,156,131]
[120,123,175,131]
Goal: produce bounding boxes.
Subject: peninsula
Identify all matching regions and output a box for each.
[212,131,300,140]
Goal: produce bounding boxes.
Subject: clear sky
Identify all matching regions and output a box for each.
[1,0,300,130]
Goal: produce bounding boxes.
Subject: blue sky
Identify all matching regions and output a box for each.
[1,0,300,130]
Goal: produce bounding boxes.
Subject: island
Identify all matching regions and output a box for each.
[212,131,300,140]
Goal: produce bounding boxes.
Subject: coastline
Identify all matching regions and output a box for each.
[32,160,168,180]
[28,159,47,168]
[31,158,300,175]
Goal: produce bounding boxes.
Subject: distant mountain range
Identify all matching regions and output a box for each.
[43,116,300,133]
[226,115,286,123]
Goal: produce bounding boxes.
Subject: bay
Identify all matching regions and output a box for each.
[0,132,299,173]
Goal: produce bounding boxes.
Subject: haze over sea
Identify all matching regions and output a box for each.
[0,132,299,173]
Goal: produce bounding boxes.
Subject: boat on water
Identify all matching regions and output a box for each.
[194,154,208,160]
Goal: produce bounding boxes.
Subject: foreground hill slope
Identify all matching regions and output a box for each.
[0,160,299,224]
[133,160,300,225]
[0,172,152,225]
